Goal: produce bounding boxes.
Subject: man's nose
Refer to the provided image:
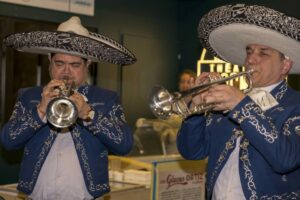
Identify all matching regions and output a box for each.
[62,64,72,73]
[245,53,258,65]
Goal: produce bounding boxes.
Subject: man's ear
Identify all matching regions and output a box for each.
[87,60,92,67]
[281,58,293,75]
[48,53,52,62]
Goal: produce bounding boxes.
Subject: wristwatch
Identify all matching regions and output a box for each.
[86,108,95,121]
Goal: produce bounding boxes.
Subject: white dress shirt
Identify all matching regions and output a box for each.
[29,132,93,200]
[212,82,280,200]
[212,137,246,200]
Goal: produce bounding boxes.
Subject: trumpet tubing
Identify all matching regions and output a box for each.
[149,69,254,120]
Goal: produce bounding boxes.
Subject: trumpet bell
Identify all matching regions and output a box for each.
[46,97,78,128]
[149,86,174,120]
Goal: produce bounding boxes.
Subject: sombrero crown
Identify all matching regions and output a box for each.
[198,4,300,74]
[3,16,136,66]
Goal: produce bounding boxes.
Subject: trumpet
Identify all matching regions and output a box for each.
[149,69,254,120]
[46,77,78,128]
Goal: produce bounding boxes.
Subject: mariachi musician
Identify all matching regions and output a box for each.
[1,16,135,200]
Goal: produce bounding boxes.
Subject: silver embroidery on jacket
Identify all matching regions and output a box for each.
[8,101,41,140]
[283,116,300,136]
[19,129,56,190]
[207,128,243,193]
[72,127,109,192]
[274,83,287,101]
[88,104,127,144]
[240,139,258,200]
[205,113,213,127]
[238,103,278,143]
[260,191,300,200]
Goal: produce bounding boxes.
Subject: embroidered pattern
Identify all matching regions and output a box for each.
[198,4,300,60]
[8,101,41,140]
[281,175,287,182]
[283,116,300,136]
[260,191,300,200]
[235,102,278,143]
[205,113,213,127]
[79,85,89,97]
[4,31,136,65]
[71,127,109,192]
[270,107,284,113]
[206,82,294,198]
[207,128,243,193]
[88,104,127,144]
[240,139,258,199]
[274,83,287,101]
[100,150,108,158]
[18,129,56,190]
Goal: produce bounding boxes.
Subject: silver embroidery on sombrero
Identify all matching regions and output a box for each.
[4,31,136,65]
[71,127,109,192]
[207,128,243,193]
[283,116,300,136]
[8,101,42,140]
[198,4,300,59]
[240,139,258,200]
[18,129,56,190]
[87,104,127,144]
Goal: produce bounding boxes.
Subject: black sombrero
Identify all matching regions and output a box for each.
[198,4,300,74]
[3,16,136,66]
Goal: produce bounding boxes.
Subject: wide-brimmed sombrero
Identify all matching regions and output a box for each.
[3,16,136,66]
[198,4,300,74]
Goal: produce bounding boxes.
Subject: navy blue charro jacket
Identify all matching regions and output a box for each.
[177,82,300,200]
[0,85,133,198]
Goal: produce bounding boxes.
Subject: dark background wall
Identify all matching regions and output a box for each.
[0,0,300,184]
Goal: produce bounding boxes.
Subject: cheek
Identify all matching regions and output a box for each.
[50,69,58,79]
[74,70,87,81]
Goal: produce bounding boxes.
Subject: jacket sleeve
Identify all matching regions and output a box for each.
[229,96,300,173]
[0,89,45,150]
[176,114,210,160]
[82,94,133,155]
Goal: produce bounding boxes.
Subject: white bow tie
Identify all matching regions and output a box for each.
[247,89,278,111]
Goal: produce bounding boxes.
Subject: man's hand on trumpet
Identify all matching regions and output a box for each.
[204,84,246,111]
[190,72,221,107]
[69,92,93,120]
[37,79,66,119]
[191,72,246,112]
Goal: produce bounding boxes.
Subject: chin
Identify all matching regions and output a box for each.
[251,80,260,88]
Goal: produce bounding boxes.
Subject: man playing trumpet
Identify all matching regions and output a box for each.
[1,16,136,199]
[177,4,300,200]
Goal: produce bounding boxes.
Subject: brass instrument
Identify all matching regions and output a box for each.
[46,77,78,128]
[149,69,254,120]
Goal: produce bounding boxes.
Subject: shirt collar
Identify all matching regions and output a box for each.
[254,81,283,93]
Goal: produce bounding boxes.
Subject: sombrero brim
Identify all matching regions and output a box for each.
[198,4,300,74]
[3,31,136,66]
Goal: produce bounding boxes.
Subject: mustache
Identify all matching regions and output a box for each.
[58,75,75,81]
